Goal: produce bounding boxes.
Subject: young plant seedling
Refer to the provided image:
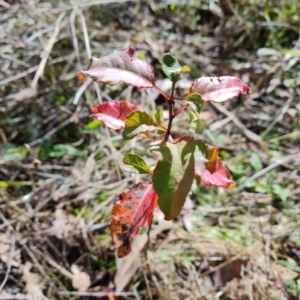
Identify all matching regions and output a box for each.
[79,48,250,258]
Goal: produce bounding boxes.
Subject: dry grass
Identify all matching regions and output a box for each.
[0,1,300,299]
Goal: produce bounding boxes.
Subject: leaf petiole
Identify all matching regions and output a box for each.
[173,103,189,116]
[153,85,170,101]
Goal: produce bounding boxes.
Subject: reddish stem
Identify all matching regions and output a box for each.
[153,85,170,101]
[173,103,189,116]
[164,81,176,142]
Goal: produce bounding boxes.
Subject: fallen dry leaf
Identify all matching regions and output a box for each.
[200,259,248,295]
[272,263,298,281]
[71,264,91,292]
[14,87,37,101]
[0,232,20,268]
[0,233,10,255]
[115,234,146,292]
[22,262,44,300]
[83,153,96,182]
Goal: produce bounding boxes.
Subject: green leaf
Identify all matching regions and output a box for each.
[122,153,152,174]
[184,94,204,133]
[84,119,103,130]
[272,184,290,202]
[250,153,263,172]
[281,260,300,273]
[151,139,206,220]
[185,93,203,113]
[291,235,300,246]
[0,144,28,163]
[0,181,32,188]
[49,144,79,158]
[122,110,161,140]
[155,107,167,130]
[189,112,204,133]
[169,3,176,12]
[162,53,182,82]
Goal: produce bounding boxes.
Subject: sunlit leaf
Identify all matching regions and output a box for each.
[79,48,155,88]
[84,119,103,130]
[184,94,204,133]
[169,3,176,12]
[151,138,206,220]
[189,76,251,103]
[155,107,167,130]
[181,65,191,73]
[0,181,32,188]
[250,153,263,172]
[162,53,182,82]
[90,101,137,130]
[111,183,158,258]
[122,110,163,140]
[122,153,152,174]
[189,113,204,133]
[185,93,203,113]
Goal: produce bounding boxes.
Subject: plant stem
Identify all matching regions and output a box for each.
[144,217,153,262]
[154,85,170,101]
[164,81,176,142]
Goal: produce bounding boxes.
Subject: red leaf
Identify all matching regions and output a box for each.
[189,76,251,103]
[196,144,235,188]
[90,101,137,130]
[111,183,158,258]
[79,48,155,88]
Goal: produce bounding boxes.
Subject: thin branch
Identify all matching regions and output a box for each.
[164,81,176,142]
[31,12,67,88]
[58,291,135,297]
[153,85,170,101]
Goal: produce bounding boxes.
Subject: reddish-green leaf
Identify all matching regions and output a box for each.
[196,144,235,189]
[151,139,206,220]
[79,48,155,88]
[90,101,137,130]
[189,76,251,103]
[111,183,158,258]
